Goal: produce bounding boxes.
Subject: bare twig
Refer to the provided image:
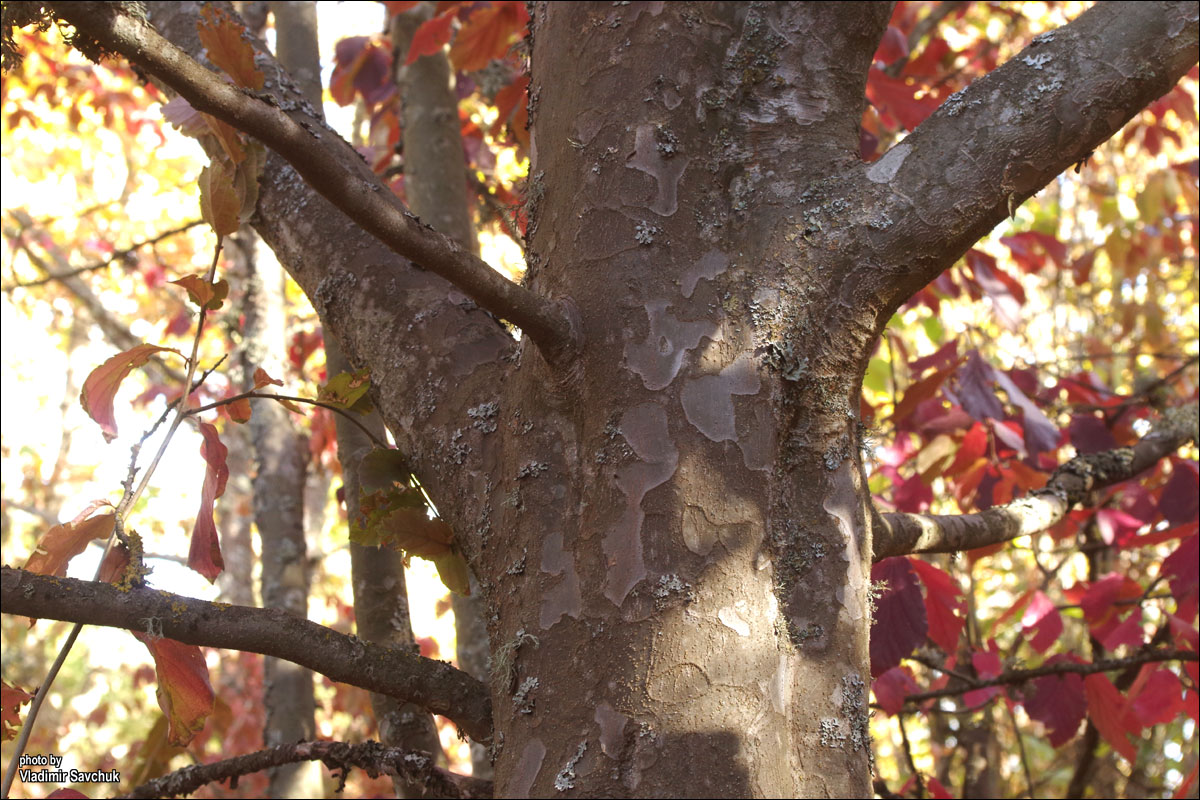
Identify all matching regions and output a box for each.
[2,219,202,292]
[899,648,1196,706]
[118,740,492,799]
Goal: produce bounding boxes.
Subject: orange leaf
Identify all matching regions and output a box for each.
[381,507,455,558]
[449,2,529,72]
[197,6,264,90]
[2,680,33,741]
[199,112,246,164]
[24,512,116,579]
[188,422,227,582]
[406,12,455,64]
[82,344,182,442]
[490,73,529,136]
[253,367,283,389]
[385,1,421,13]
[170,275,229,311]
[135,635,214,746]
[227,396,252,423]
[198,161,241,237]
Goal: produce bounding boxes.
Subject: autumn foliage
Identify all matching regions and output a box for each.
[1,2,1197,799]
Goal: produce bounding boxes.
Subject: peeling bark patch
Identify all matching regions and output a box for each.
[511,738,546,797]
[822,465,866,622]
[681,249,729,298]
[768,653,793,714]
[595,701,629,758]
[625,123,689,216]
[866,142,911,184]
[625,301,721,390]
[605,403,678,605]
[540,531,583,629]
[717,602,752,636]
[681,353,760,442]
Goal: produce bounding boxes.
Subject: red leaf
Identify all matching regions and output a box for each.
[1021,590,1063,654]
[1023,657,1087,747]
[449,1,530,72]
[963,643,1003,707]
[1084,673,1138,762]
[2,680,32,741]
[189,422,228,582]
[135,635,214,746]
[1163,534,1199,602]
[406,12,455,64]
[197,6,265,90]
[866,67,940,130]
[82,344,182,441]
[384,1,421,13]
[873,26,908,65]
[892,358,959,423]
[1095,507,1145,546]
[870,557,928,676]
[892,471,933,513]
[1129,668,1184,728]
[872,666,919,716]
[24,511,115,579]
[911,559,965,653]
[1078,573,1144,626]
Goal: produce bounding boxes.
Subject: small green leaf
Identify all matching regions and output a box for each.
[319,369,373,413]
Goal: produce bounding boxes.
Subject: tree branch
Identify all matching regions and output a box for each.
[0,566,493,743]
[898,648,1196,707]
[48,1,578,366]
[873,402,1198,560]
[118,740,492,799]
[846,1,1199,314]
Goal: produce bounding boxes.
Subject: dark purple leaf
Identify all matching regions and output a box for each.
[1160,461,1199,525]
[957,351,1004,421]
[1024,660,1087,747]
[870,558,928,677]
[1069,414,1117,453]
[893,471,933,513]
[910,339,959,376]
[993,369,1060,456]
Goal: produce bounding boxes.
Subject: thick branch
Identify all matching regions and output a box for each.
[0,567,492,742]
[50,1,577,365]
[873,403,1198,560]
[119,740,491,799]
[846,1,1199,312]
[897,648,1197,707]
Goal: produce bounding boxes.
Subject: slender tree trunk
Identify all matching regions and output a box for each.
[271,4,446,796]
[391,3,494,781]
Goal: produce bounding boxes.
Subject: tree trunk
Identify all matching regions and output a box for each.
[473,5,891,795]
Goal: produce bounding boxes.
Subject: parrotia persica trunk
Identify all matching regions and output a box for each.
[478,6,891,796]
